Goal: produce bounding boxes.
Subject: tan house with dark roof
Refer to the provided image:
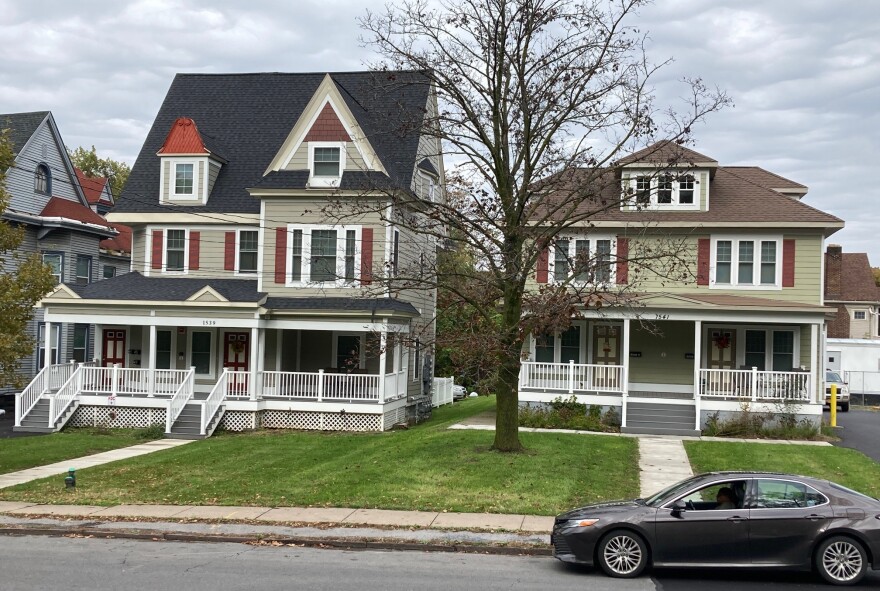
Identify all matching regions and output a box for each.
[519,142,842,435]
[824,246,880,339]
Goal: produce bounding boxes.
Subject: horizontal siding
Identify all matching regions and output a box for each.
[7,119,81,215]
[131,225,258,279]
[628,321,695,385]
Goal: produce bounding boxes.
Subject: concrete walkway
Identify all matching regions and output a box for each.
[637,438,693,497]
[0,439,193,489]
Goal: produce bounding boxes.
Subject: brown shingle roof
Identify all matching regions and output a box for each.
[40,196,113,228]
[825,252,880,303]
[616,140,718,166]
[723,166,806,191]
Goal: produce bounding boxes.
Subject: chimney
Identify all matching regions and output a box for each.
[826,244,842,299]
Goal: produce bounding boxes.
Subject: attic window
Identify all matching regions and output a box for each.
[175,163,194,194]
[308,142,346,187]
[624,171,701,211]
[314,148,340,176]
[35,164,51,194]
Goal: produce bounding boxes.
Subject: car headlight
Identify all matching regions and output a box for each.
[561,518,600,528]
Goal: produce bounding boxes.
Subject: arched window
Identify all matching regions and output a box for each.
[35,164,51,194]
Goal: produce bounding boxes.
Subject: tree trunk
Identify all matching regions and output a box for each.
[493,350,523,451]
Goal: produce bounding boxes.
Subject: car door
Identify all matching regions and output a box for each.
[747,478,832,566]
[653,480,750,565]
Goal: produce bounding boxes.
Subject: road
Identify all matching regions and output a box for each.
[829,408,880,462]
[3,535,878,590]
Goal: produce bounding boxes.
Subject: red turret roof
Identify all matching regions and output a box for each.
[157,117,210,155]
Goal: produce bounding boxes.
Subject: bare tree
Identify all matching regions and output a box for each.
[349,0,729,451]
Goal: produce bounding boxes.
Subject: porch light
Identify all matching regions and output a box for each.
[64,468,76,489]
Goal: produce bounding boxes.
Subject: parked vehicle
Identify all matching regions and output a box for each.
[552,471,880,585]
[826,370,851,412]
[452,385,467,401]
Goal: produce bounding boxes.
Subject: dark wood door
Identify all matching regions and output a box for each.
[223,332,249,396]
[102,329,126,366]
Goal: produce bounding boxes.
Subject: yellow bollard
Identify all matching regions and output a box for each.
[830,384,837,427]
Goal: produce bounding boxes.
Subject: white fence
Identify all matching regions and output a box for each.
[79,366,192,397]
[519,361,625,394]
[699,368,812,402]
[432,377,454,407]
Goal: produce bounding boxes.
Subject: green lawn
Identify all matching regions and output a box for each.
[0,397,640,515]
[0,428,159,475]
[685,441,880,499]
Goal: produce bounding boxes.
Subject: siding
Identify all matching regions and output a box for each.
[285,144,309,170]
[846,305,873,339]
[628,321,695,385]
[133,225,257,279]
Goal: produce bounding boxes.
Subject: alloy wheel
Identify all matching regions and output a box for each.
[821,540,863,583]
[602,534,643,576]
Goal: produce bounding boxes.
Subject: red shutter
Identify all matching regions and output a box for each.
[224,232,235,271]
[782,239,796,287]
[151,230,163,270]
[616,237,629,284]
[189,231,200,271]
[360,227,373,285]
[697,238,710,285]
[274,227,287,284]
[536,247,549,283]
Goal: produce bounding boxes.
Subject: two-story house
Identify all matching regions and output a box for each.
[519,142,843,435]
[75,167,133,280]
[16,72,442,437]
[1,111,119,397]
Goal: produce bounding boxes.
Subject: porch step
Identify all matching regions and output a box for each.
[165,402,224,440]
[623,400,701,437]
[14,398,79,433]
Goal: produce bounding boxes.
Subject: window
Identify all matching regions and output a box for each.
[344,230,356,282]
[595,240,612,283]
[43,253,63,284]
[34,164,50,194]
[290,229,303,281]
[772,331,794,371]
[73,325,89,363]
[753,479,826,509]
[554,239,570,278]
[392,229,400,277]
[310,229,337,282]
[75,255,91,285]
[551,236,616,283]
[676,480,747,510]
[657,174,673,204]
[574,240,590,281]
[165,229,186,272]
[744,330,766,371]
[336,335,361,371]
[103,265,117,279]
[560,326,580,363]
[286,225,362,286]
[635,176,651,206]
[712,237,781,288]
[174,163,194,195]
[156,330,172,370]
[625,171,701,210]
[238,230,258,274]
[678,174,695,204]
[428,177,436,202]
[190,331,212,375]
[37,323,60,368]
[854,310,867,320]
[535,334,554,362]
[313,147,341,177]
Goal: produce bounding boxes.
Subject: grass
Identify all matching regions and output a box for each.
[0,427,162,475]
[685,440,880,499]
[0,397,640,515]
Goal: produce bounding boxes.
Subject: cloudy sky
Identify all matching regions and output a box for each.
[2,0,878,259]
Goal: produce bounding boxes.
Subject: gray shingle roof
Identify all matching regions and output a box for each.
[68,272,264,302]
[115,71,431,214]
[0,111,49,155]
[265,297,419,315]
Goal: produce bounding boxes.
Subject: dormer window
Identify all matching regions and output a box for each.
[175,163,194,195]
[679,174,695,204]
[657,174,673,204]
[35,164,51,194]
[624,171,703,211]
[308,142,346,187]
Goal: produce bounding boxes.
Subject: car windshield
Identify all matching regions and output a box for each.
[643,475,706,507]
[826,371,843,382]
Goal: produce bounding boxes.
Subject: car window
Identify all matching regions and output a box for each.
[753,479,827,509]
[676,480,747,510]
[826,371,843,383]
[644,475,706,507]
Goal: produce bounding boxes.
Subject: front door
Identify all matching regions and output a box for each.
[592,324,621,388]
[223,332,249,395]
[102,329,126,366]
[706,328,737,393]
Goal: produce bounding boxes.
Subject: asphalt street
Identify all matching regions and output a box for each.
[3,535,878,590]
[829,409,880,462]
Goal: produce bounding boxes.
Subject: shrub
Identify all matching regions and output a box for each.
[520,397,620,433]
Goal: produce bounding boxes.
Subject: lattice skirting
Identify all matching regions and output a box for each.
[69,406,166,428]
[261,410,382,432]
[219,410,259,432]
[382,407,407,430]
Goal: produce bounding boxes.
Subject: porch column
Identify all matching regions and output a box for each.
[147,324,157,398]
[620,317,630,429]
[43,321,53,370]
[810,323,819,404]
[250,326,259,401]
[93,323,102,364]
[693,320,702,431]
[378,320,388,403]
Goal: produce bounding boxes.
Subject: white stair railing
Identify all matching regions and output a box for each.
[16,364,52,427]
[165,367,195,434]
[201,369,228,435]
[48,364,86,429]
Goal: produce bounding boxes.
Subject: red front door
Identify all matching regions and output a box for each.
[223,332,250,396]
[103,329,126,366]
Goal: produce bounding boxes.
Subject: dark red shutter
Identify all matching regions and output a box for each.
[151,230,163,270]
[536,247,549,283]
[697,238,710,285]
[616,237,629,284]
[782,239,796,287]
[224,232,235,271]
[274,227,287,284]
[189,231,200,271]
[360,227,373,285]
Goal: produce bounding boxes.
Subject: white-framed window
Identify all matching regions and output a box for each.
[35,163,51,194]
[188,329,214,378]
[709,325,799,372]
[237,230,258,274]
[42,252,63,284]
[391,229,400,277]
[73,324,89,363]
[531,325,582,363]
[161,157,206,203]
[164,229,188,273]
[103,265,117,279]
[37,323,60,368]
[624,171,702,211]
[75,255,91,285]
[308,142,346,187]
[711,236,781,289]
[175,163,194,195]
[854,310,867,320]
[156,329,173,370]
[332,333,364,370]
[286,224,361,287]
[550,235,616,284]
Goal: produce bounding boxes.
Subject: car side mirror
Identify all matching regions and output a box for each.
[671,501,686,515]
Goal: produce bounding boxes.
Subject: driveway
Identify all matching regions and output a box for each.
[827,408,880,462]
[0,396,40,439]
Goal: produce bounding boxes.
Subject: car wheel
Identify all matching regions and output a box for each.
[815,536,867,585]
[597,530,648,579]
[841,402,850,412]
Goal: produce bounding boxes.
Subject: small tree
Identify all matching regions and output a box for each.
[68,145,131,200]
[353,0,729,451]
[0,130,58,387]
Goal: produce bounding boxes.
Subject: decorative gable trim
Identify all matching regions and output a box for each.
[187,285,228,303]
[304,103,352,142]
[47,283,82,300]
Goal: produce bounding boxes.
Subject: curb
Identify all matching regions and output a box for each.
[0,525,553,557]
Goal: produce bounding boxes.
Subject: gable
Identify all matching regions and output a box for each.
[303,103,352,143]
[187,285,228,303]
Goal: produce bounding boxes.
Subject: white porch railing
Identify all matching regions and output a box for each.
[432,376,454,407]
[48,364,88,429]
[699,368,812,402]
[202,369,228,435]
[79,366,192,397]
[256,370,403,403]
[15,362,72,426]
[519,361,626,394]
[384,370,407,401]
[165,367,195,433]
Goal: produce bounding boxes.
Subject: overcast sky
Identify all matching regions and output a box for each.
[2,0,878,259]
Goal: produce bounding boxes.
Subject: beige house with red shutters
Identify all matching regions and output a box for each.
[519,143,842,435]
[16,71,442,437]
